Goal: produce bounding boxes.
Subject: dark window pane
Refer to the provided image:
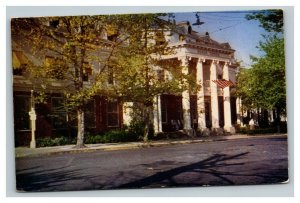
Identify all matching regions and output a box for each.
[14,96,30,130]
[107,101,119,127]
[161,100,167,123]
[107,101,118,113]
[107,113,118,127]
[85,100,95,128]
[51,97,66,129]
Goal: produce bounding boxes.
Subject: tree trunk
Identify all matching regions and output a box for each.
[143,105,153,142]
[75,107,85,148]
[143,105,150,142]
[275,106,281,133]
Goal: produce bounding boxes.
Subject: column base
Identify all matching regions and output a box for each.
[183,128,194,137]
[30,140,36,148]
[224,126,236,134]
[198,128,210,137]
[211,128,226,136]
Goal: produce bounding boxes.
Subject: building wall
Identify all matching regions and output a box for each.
[13,92,123,146]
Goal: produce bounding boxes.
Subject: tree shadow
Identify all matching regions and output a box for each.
[117,152,288,189]
[16,166,104,192]
[16,151,288,191]
[118,152,248,189]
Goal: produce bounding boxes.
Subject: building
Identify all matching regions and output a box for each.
[149,21,239,135]
[12,17,240,146]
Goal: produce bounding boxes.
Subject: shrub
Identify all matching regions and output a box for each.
[85,129,141,144]
[37,136,75,147]
[127,121,145,139]
[237,126,281,135]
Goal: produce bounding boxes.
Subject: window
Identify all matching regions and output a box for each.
[179,34,186,42]
[155,32,166,46]
[107,34,118,42]
[49,20,59,28]
[190,96,198,126]
[161,99,167,123]
[217,73,223,79]
[107,24,119,42]
[14,95,30,130]
[175,97,183,122]
[85,99,96,128]
[51,97,67,129]
[13,65,27,76]
[107,101,119,127]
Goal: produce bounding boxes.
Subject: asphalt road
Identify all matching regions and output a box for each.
[15,136,288,192]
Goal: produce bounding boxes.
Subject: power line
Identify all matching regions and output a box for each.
[204,13,246,19]
[201,15,244,22]
[210,20,248,34]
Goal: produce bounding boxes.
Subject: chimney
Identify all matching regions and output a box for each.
[187,21,192,34]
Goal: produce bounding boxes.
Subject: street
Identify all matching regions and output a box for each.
[15,136,288,192]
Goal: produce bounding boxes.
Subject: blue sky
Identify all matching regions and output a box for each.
[172,11,269,67]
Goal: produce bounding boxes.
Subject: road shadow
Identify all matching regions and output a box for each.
[118,152,288,189]
[16,151,288,191]
[16,166,104,192]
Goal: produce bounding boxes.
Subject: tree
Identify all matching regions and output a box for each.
[12,13,196,145]
[246,9,283,33]
[11,15,127,148]
[106,14,198,141]
[236,10,286,128]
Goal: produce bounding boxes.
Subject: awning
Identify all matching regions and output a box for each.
[212,79,235,89]
[12,50,28,69]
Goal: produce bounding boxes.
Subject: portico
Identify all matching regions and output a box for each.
[154,55,237,135]
[144,20,239,135]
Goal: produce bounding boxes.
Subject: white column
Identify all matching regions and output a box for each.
[196,58,206,130]
[180,57,192,132]
[223,62,235,133]
[236,97,242,126]
[29,108,36,148]
[123,102,133,127]
[153,95,162,133]
[269,109,274,123]
[210,60,220,128]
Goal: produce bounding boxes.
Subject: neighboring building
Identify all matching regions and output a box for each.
[12,18,239,146]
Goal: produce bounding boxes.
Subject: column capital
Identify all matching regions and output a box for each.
[178,56,189,62]
[212,59,219,65]
[224,61,232,66]
[197,58,206,63]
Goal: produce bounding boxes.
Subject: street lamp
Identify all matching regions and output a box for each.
[192,12,205,26]
[29,90,36,148]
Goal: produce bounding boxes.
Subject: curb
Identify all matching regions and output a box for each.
[15,134,287,158]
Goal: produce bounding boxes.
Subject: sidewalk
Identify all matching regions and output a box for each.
[15,133,287,158]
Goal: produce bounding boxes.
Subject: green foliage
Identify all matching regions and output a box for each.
[84,129,141,144]
[246,9,283,33]
[105,14,199,141]
[37,136,75,147]
[236,126,285,135]
[236,36,286,114]
[12,13,198,145]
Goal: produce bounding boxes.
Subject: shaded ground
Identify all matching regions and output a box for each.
[15,136,288,192]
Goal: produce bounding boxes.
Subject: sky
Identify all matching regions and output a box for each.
[171,11,269,67]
